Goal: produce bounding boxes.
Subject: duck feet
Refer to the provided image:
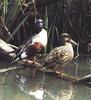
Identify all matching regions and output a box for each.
[54,67,64,77]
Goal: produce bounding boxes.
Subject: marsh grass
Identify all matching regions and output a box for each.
[0,0,91,52]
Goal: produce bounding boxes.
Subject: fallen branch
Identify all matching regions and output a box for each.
[0,66,23,73]
[0,59,91,87]
[0,59,43,73]
[0,39,16,58]
[78,74,91,83]
[54,71,91,87]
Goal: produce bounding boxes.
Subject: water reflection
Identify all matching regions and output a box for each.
[11,70,75,100]
[0,56,91,100]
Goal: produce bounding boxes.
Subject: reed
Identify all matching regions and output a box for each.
[0,0,91,53]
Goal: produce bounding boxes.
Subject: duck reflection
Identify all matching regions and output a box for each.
[1,56,91,100]
[1,63,91,100]
[13,69,74,100]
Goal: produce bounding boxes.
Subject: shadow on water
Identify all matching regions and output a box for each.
[0,55,91,100]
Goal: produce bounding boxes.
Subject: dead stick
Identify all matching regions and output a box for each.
[0,60,43,73]
[0,66,23,73]
[0,60,91,86]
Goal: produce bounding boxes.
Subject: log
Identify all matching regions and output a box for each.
[21,60,91,86]
[0,66,23,73]
[0,56,91,88]
[0,39,16,60]
[0,59,43,73]
[78,74,91,83]
[0,59,91,88]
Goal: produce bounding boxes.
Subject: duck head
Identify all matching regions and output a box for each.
[61,33,78,46]
[35,18,44,33]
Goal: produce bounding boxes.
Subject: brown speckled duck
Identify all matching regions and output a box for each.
[44,33,78,73]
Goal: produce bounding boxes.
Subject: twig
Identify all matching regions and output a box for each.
[1,72,9,84]
[6,14,30,42]
[0,66,23,73]
[22,59,43,69]
[0,16,14,40]
[32,0,38,15]
[75,42,79,59]
[8,44,18,49]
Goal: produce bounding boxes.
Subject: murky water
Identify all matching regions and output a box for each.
[0,56,91,100]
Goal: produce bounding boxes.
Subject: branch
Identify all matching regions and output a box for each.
[0,60,43,73]
[6,14,30,42]
[0,66,23,73]
[0,59,91,87]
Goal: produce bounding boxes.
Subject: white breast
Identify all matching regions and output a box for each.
[32,29,47,47]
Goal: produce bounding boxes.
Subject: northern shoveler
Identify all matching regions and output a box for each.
[12,18,47,63]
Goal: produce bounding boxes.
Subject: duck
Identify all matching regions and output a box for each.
[11,18,47,63]
[43,33,78,73]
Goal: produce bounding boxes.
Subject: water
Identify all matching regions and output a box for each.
[0,56,91,100]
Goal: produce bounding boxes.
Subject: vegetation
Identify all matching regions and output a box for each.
[0,0,91,53]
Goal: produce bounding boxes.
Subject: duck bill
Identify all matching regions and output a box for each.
[70,39,78,46]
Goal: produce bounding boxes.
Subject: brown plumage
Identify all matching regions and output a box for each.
[25,42,44,57]
[44,33,78,72]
